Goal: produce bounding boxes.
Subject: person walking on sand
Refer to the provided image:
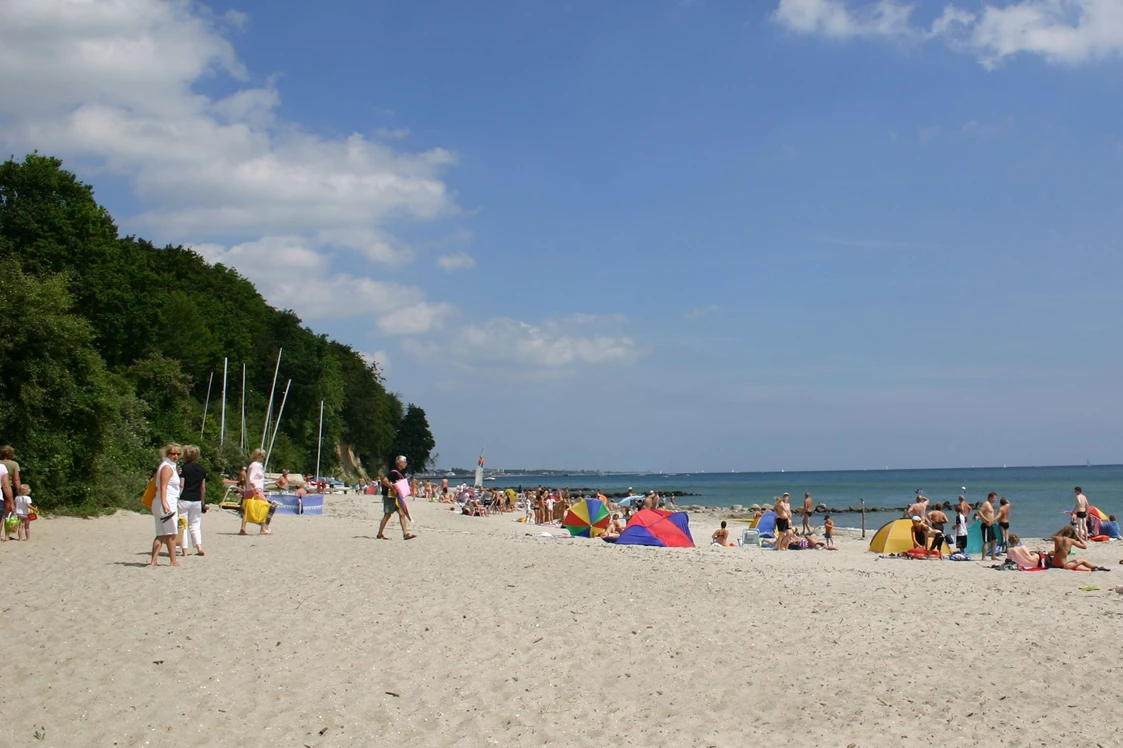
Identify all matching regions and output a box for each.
[177,445,207,556]
[149,444,182,567]
[240,449,273,536]
[1072,487,1090,541]
[976,492,998,560]
[0,459,12,542]
[0,446,20,525]
[377,455,417,540]
[801,492,814,534]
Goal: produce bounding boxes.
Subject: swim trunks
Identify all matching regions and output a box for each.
[776,517,790,532]
[956,536,968,552]
[383,496,398,515]
[1076,511,1088,519]
[981,524,996,543]
[998,522,1010,530]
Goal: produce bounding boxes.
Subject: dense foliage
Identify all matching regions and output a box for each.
[0,154,435,513]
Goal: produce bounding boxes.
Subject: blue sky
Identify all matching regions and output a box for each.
[2,0,1122,471]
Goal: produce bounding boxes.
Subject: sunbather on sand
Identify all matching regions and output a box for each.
[1049,527,1107,571]
[602,514,626,540]
[712,521,736,548]
[1005,534,1044,569]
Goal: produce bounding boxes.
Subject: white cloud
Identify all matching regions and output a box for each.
[436,251,478,272]
[0,0,459,242]
[918,124,942,143]
[771,0,1123,67]
[0,0,471,348]
[375,127,410,140]
[442,317,641,369]
[772,0,916,39]
[683,304,721,321]
[360,350,392,378]
[377,302,454,336]
[198,236,430,323]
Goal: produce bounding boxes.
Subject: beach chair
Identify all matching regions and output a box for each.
[740,528,760,547]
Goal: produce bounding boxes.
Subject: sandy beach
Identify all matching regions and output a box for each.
[3,498,1122,747]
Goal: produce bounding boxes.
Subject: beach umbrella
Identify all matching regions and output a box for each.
[1089,506,1109,521]
[563,498,611,538]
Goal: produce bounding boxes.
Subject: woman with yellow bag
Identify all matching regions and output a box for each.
[148,444,181,566]
[240,448,275,535]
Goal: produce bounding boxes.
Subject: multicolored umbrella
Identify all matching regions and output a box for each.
[563,498,611,538]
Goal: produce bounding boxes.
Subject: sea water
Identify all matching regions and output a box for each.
[488,465,1123,539]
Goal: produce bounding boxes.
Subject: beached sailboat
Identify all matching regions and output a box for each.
[474,449,485,488]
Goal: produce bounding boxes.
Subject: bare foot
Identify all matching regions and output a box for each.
[238,530,249,535]
[146,562,158,567]
[376,534,389,540]
[196,550,205,556]
[260,529,272,535]
[170,562,181,567]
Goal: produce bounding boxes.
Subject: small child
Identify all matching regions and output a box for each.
[14,484,33,541]
[823,515,835,548]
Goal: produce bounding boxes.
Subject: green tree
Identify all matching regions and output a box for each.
[0,266,116,509]
[0,153,435,511]
[390,404,436,475]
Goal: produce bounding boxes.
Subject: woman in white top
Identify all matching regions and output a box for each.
[240,448,272,535]
[149,443,182,566]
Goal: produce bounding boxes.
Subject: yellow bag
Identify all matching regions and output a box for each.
[141,475,157,508]
[243,498,270,525]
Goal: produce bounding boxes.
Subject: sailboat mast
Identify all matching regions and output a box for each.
[261,348,283,450]
[315,400,324,484]
[219,357,228,445]
[264,378,291,471]
[240,363,246,452]
[200,371,214,438]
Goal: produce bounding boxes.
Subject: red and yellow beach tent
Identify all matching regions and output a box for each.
[868,518,951,554]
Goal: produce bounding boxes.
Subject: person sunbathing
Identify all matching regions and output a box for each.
[602,514,626,542]
[800,532,824,549]
[1005,534,1044,569]
[1049,527,1107,571]
[712,521,736,548]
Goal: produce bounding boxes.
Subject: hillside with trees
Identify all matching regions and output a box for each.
[0,153,435,512]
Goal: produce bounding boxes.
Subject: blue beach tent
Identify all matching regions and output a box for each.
[756,510,776,538]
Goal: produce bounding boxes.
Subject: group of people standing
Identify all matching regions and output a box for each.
[148,443,210,566]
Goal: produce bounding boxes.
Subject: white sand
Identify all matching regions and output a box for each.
[2,499,1122,747]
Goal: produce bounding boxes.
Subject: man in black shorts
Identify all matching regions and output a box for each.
[774,493,793,550]
[377,455,418,540]
[976,492,998,560]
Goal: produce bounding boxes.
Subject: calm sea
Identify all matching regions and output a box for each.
[486,465,1123,539]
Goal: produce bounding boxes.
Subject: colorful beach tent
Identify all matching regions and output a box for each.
[563,498,611,538]
[869,519,951,554]
[756,510,776,538]
[616,508,695,548]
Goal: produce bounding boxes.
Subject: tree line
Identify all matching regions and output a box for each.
[0,153,435,512]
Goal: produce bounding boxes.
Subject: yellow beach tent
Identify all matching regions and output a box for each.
[868,519,951,554]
